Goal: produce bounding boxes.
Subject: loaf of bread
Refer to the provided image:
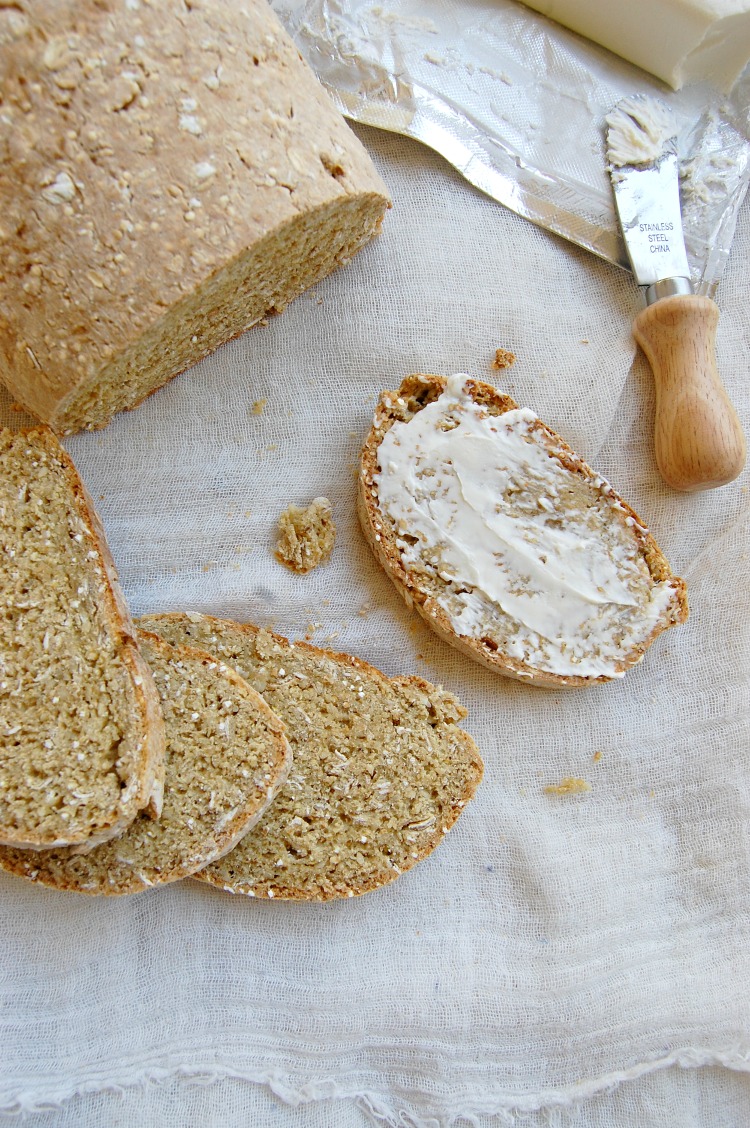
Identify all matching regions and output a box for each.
[140,613,484,901]
[0,0,390,433]
[0,632,291,894]
[358,374,689,688]
[0,427,165,850]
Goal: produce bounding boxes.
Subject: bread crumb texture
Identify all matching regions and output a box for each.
[141,613,484,901]
[0,0,390,433]
[491,348,516,370]
[0,632,291,894]
[358,374,688,687]
[544,777,592,796]
[0,427,164,849]
[275,497,336,573]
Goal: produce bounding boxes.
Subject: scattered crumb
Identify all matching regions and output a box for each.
[251,399,266,415]
[491,348,516,370]
[266,443,278,452]
[592,750,603,762]
[544,777,592,796]
[357,603,372,618]
[580,339,590,345]
[275,497,336,574]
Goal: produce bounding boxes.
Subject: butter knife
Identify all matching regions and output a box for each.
[606,95,745,492]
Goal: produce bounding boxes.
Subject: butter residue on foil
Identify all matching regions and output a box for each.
[271,0,750,295]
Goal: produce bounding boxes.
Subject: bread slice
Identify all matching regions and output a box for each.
[0,631,291,894]
[0,427,165,850]
[358,374,688,688]
[140,613,484,902]
[0,0,389,434]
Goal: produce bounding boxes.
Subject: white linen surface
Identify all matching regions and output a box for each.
[0,124,748,1126]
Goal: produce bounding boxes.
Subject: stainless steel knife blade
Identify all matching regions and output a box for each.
[606,96,691,303]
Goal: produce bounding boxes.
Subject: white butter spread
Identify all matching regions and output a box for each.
[520,0,750,91]
[606,96,677,168]
[375,375,675,678]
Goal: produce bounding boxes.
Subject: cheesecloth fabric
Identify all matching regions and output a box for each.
[1,124,748,1127]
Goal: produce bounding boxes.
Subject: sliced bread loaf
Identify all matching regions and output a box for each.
[0,0,390,433]
[358,374,688,687]
[0,427,165,850]
[140,613,484,902]
[0,631,291,894]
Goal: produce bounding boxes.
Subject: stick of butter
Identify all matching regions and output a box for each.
[520,0,750,90]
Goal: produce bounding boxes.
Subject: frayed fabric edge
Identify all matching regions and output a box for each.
[2,1045,750,1125]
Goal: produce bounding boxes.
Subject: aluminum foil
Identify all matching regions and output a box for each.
[271,0,750,296]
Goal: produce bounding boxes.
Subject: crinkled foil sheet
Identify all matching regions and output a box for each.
[272,0,750,296]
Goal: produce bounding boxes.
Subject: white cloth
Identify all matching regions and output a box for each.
[0,124,748,1127]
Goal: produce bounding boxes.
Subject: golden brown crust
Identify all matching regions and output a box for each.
[358,374,689,688]
[0,426,166,850]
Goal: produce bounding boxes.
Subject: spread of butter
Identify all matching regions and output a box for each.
[606,96,677,168]
[374,375,676,678]
[520,0,750,92]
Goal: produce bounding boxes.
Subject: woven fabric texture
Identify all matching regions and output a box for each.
[0,125,748,1126]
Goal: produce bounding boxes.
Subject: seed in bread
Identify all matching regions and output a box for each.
[0,0,390,434]
[140,613,484,902]
[0,632,291,895]
[0,427,165,850]
[358,373,688,687]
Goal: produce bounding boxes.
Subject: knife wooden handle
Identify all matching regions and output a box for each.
[633,294,746,492]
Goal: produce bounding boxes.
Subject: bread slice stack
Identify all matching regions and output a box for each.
[140,614,484,902]
[0,427,165,851]
[0,426,482,896]
[359,373,688,687]
[0,632,291,894]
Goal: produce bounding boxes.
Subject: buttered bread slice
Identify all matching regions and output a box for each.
[0,632,291,894]
[358,374,688,687]
[141,613,483,902]
[0,427,165,849]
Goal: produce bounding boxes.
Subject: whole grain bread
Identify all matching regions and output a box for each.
[140,613,484,902]
[358,374,688,688]
[0,0,390,434]
[0,427,165,850]
[0,631,291,894]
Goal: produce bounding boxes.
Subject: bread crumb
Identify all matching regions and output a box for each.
[544,777,592,795]
[491,348,516,370]
[251,399,266,415]
[592,750,603,762]
[275,498,335,574]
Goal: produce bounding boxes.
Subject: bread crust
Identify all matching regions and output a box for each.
[0,426,166,850]
[358,374,689,688]
[140,612,484,902]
